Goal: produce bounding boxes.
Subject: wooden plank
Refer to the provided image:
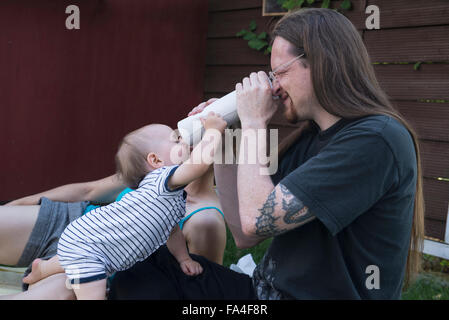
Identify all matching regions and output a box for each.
[373,64,449,100]
[271,101,449,143]
[420,141,449,179]
[270,109,449,179]
[208,8,276,39]
[423,177,449,222]
[329,0,367,30]
[262,0,367,29]
[206,38,271,65]
[395,101,449,143]
[208,1,366,38]
[365,26,449,62]
[204,66,269,92]
[366,0,449,29]
[205,64,449,100]
[209,0,261,12]
[425,218,446,241]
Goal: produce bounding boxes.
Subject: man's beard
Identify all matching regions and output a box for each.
[284,103,299,124]
[283,97,314,124]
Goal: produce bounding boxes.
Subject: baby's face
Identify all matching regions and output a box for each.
[149,125,190,166]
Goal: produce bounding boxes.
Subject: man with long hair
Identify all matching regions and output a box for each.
[109,8,424,300]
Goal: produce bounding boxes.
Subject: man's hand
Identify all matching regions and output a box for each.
[179,258,203,276]
[236,71,278,128]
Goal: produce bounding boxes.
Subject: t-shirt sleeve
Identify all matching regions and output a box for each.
[154,165,185,196]
[280,129,398,236]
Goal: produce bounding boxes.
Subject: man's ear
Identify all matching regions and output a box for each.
[146,152,164,169]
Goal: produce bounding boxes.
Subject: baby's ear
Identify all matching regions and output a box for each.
[146,152,164,169]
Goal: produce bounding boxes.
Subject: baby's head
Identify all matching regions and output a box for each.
[115,124,189,188]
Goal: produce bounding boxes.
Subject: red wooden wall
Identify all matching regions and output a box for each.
[0,0,208,200]
[204,0,449,240]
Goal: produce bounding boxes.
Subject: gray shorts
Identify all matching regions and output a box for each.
[17,197,89,290]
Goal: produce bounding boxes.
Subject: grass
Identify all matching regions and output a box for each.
[222,227,449,299]
[402,272,449,300]
[223,227,272,268]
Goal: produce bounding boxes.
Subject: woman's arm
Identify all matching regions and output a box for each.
[166,225,203,276]
[6,174,126,206]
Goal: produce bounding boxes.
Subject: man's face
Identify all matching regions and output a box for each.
[270,37,315,123]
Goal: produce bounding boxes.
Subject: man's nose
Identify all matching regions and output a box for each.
[271,79,282,97]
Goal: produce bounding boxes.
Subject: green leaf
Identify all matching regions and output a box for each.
[264,46,272,55]
[236,29,247,37]
[248,39,268,51]
[243,32,257,41]
[282,0,303,10]
[249,20,257,31]
[306,0,315,4]
[257,32,267,40]
[321,0,330,8]
[340,0,351,10]
[413,61,422,71]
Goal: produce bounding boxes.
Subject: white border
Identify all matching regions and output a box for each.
[423,204,449,259]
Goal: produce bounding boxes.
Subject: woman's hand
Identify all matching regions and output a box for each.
[236,71,278,128]
[179,258,203,276]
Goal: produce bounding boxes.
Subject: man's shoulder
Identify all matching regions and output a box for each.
[339,115,416,168]
[341,115,412,145]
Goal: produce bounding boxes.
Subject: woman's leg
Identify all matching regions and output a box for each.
[182,209,226,265]
[0,205,39,266]
[0,273,75,300]
[73,279,107,300]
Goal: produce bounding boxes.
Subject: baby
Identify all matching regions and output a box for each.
[22,112,227,299]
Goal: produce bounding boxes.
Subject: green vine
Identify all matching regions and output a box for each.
[237,0,352,54]
[236,20,271,55]
[277,0,351,12]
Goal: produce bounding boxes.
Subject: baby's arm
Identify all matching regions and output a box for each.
[166,225,203,276]
[167,112,226,191]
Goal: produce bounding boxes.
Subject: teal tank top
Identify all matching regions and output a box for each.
[83,188,224,230]
[83,187,133,215]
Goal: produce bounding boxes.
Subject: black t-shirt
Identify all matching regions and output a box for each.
[252,115,417,299]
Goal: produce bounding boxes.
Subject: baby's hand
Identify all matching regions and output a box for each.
[200,112,227,134]
[180,258,203,276]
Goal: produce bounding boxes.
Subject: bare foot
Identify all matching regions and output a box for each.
[22,258,44,285]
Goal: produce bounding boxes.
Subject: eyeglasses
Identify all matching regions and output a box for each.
[268,54,304,83]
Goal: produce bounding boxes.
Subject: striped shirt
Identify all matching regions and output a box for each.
[57,165,186,284]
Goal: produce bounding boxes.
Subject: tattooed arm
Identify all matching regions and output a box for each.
[252,184,315,237]
[237,125,315,240]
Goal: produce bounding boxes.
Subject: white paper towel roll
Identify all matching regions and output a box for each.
[177,90,238,146]
[177,78,275,146]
